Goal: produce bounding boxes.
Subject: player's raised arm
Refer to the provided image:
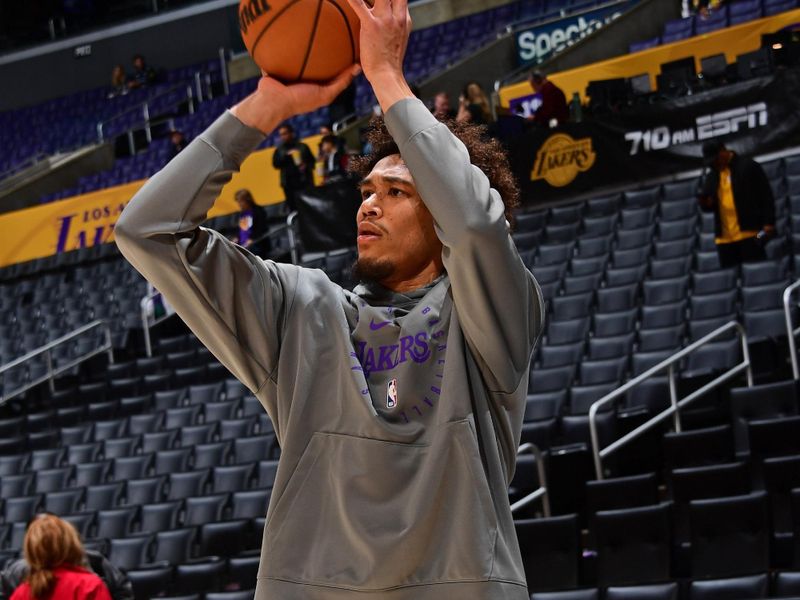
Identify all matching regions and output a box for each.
[115,68,359,396]
[348,0,544,393]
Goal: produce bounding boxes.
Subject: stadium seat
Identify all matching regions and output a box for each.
[690,290,737,319]
[142,430,180,453]
[4,495,42,524]
[641,301,686,328]
[656,215,694,239]
[741,260,787,286]
[593,309,638,336]
[199,519,251,557]
[650,256,692,279]
[257,461,280,489]
[168,469,210,500]
[582,216,617,237]
[613,246,651,268]
[232,488,270,520]
[663,424,734,470]
[29,448,64,470]
[85,482,125,511]
[165,406,203,430]
[1,474,33,499]
[689,573,768,600]
[75,461,111,487]
[109,535,153,572]
[153,527,197,564]
[96,506,139,539]
[516,515,580,592]
[184,493,229,526]
[729,380,798,454]
[63,512,95,539]
[596,284,638,312]
[586,472,659,516]
[578,358,627,386]
[180,423,218,446]
[531,591,599,600]
[114,454,154,481]
[173,560,226,594]
[563,272,604,295]
[595,502,672,586]
[748,415,800,459]
[606,582,678,600]
[742,282,787,312]
[194,441,232,469]
[155,448,193,475]
[587,333,635,360]
[569,383,618,414]
[643,277,689,306]
[125,476,167,506]
[617,224,654,246]
[690,492,770,578]
[551,293,593,321]
[530,366,576,394]
[692,269,737,295]
[547,318,591,345]
[540,343,584,368]
[104,436,141,459]
[624,188,660,208]
[577,235,613,257]
[187,383,223,405]
[638,325,684,352]
[44,489,84,515]
[775,570,800,597]
[127,566,173,600]
[205,400,240,423]
[129,413,164,436]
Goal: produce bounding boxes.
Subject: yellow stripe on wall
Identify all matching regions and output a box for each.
[0,133,323,268]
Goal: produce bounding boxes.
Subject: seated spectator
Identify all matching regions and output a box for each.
[317,134,348,184]
[4,514,116,600]
[168,130,189,159]
[319,123,346,152]
[127,54,157,89]
[108,64,127,98]
[431,91,456,120]
[527,70,569,128]
[235,189,270,257]
[456,81,493,125]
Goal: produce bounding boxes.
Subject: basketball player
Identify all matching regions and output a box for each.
[115,1,544,598]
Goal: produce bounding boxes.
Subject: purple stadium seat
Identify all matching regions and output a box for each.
[764,0,798,13]
[630,37,662,53]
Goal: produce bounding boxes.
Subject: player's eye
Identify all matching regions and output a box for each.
[389,187,405,197]
[360,189,373,200]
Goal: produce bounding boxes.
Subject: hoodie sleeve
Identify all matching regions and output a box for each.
[384,98,545,395]
[115,111,297,398]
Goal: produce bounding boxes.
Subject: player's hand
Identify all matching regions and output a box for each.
[346,0,411,82]
[231,66,361,134]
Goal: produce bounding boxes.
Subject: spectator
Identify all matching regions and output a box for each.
[329,81,357,124]
[4,514,115,600]
[527,70,569,128]
[235,188,270,257]
[319,123,346,152]
[317,134,348,184]
[431,91,456,120]
[697,139,775,267]
[168,130,189,159]
[108,64,127,98]
[271,123,315,213]
[127,54,156,89]
[456,81,493,125]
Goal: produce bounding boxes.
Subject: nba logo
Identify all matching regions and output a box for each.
[386,379,398,409]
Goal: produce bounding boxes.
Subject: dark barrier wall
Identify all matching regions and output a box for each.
[509,69,800,204]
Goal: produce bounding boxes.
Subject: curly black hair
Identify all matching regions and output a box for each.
[348,116,520,227]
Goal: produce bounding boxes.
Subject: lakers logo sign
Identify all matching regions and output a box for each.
[531,133,596,187]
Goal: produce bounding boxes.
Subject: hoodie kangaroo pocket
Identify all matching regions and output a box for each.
[262,420,498,589]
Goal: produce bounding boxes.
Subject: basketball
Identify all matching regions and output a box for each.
[239,0,369,83]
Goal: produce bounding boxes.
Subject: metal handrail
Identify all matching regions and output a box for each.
[286,211,300,265]
[589,320,752,480]
[783,279,800,379]
[96,83,195,146]
[510,442,551,517]
[141,290,177,358]
[0,320,113,404]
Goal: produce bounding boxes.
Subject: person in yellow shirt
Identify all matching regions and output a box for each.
[697,140,775,268]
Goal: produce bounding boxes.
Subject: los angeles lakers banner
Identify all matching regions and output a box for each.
[508,68,800,203]
[0,136,323,268]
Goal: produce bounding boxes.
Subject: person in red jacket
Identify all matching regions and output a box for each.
[10,515,112,600]
[528,70,569,127]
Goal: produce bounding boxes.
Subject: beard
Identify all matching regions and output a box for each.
[351,257,396,285]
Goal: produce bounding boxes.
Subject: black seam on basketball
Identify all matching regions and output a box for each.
[297,0,324,81]
[326,0,356,66]
[250,0,302,60]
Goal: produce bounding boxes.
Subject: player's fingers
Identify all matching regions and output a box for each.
[391,0,408,21]
[321,64,361,102]
[345,0,371,19]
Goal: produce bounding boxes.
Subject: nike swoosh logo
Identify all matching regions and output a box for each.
[369,319,391,331]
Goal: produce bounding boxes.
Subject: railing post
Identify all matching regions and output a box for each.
[104,324,114,365]
[97,122,104,142]
[287,212,300,265]
[127,130,136,156]
[784,281,800,379]
[668,363,681,432]
[45,348,55,394]
[219,47,230,96]
[142,299,153,358]
[143,103,152,143]
[195,72,204,103]
[589,402,603,480]
[739,323,753,387]
[187,86,195,114]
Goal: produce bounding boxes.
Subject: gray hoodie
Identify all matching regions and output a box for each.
[115,97,544,599]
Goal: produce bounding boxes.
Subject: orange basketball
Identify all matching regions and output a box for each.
[239,0,368,83]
